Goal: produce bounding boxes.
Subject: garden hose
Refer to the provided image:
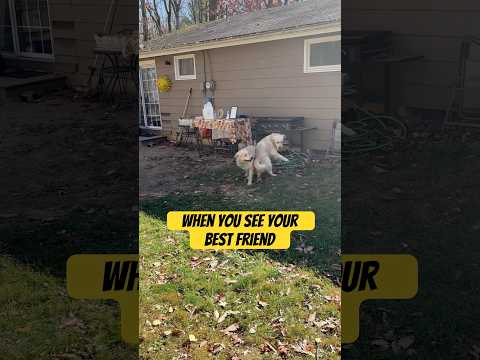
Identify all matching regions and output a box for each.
[342,105,408,157]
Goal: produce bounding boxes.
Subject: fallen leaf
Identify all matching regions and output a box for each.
[307,312,316,324]
[372,339,390,351]
[189,334,197,342]
[278,344,289,358]
[217,310,239,324]
[258,300,268,308]
[163,330,172,336]
[230,333,245,345]
[291,341,315,357]
[260,342,277,354]
[209,343,225,354]
[222,323,240,334]
[214,310,220,321]
[152,320,161,326]
[60,315,85,330]
[397,335,415,349]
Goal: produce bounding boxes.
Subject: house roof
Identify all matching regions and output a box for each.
[140,0,340,57]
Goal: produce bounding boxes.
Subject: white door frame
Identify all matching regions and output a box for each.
[139,63,162,130]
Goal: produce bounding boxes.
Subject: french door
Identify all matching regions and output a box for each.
[139,65,162,129]
[0,0,54,59]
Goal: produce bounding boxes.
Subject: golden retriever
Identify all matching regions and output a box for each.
[234,133,288,185]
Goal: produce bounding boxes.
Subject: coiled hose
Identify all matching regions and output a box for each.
[342,105,408,157]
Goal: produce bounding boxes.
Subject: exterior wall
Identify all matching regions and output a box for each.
[11,0,137,86]
[343,0,480,111]
[143,35,341,150]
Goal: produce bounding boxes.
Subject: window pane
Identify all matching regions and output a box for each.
[179,58,194,76]
[18,28,32,52]
[42,29,52,53]
[310,40,340,67]
[15,0,29,27]
[0,26,14,52]
[28,0,40,26]
[31,30,43,52]
[1,0,11,26]
[39,0,49,26]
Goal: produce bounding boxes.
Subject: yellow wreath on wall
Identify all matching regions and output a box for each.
[156,75,172,92]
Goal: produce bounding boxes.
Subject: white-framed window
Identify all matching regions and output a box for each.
[139,62,162,129]
[1,0,54,59]
[174,54,196,80]
[304,36,340,73]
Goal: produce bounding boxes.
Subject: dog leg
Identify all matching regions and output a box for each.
[272,152,289,162]
[247,168,254,185]
[264,158,277,176]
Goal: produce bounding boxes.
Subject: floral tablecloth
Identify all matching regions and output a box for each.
[193,117,253,144]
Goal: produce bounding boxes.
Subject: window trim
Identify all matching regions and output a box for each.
[1,0,55,59]
[174,54,196,80]
[304,36,340,73]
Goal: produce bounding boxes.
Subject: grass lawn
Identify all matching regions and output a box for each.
[139,158,341,359]
[0,256,136,360]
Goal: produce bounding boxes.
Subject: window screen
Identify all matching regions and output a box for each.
[310,40,340,67]
[179,57,194,76]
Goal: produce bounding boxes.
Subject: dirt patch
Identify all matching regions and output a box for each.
[1,92,138,273]
[140,143,235,198]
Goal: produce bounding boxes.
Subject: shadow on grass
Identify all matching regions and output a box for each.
[140,163,340,274]
[2,209,138,277]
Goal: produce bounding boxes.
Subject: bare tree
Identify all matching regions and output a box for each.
[163,0,173,32]
[146,0,163,36]
[171,0,183,29]
[140,0,149,42]
[208,0,218,21]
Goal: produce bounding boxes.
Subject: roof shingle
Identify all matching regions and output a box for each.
[142,0,339,53]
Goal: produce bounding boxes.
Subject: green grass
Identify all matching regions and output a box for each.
[0,256,136,359]
[139,160,341,359]
[139,215,340,359]
[141,161,341,271]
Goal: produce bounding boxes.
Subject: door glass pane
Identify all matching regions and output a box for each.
[310,41,340,67]
[31,30,42,52]
[27,0,40,26]
[0,0,14,52]
[140,67,162,129]
[42,29,51,53]
[18,28,31,52]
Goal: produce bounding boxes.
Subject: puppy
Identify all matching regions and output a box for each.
[234,145,256,185]
[253,133,289,181]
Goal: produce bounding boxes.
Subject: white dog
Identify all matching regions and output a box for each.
[234,133,289,185]
[234,145,256,185]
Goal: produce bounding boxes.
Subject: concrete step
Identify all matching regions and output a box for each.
[0,73,67,100]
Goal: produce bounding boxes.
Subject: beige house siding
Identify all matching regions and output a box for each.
[343,0,480,111]
[144,35,341,150]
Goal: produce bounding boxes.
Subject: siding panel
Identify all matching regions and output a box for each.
[150,36,341,150]
[344,0,479,110]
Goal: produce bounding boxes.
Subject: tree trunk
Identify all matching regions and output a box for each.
[208,0,217,21]
[163,0,173,32]
[140,0,149,42]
